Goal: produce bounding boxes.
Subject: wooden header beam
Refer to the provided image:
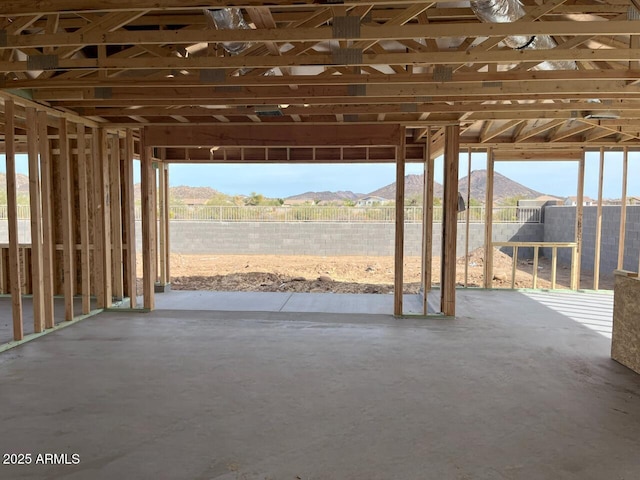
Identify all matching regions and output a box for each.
[3,21,640,49]
[0,0,451,15]
[144,124,402,147]
[492,150,583,161]
[4,49,640,73]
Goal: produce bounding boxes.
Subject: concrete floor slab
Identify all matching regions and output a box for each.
[151,290,293,312]
[0,289,637,480]
[146,290,432,315]
[523,291,614,338]
[0,296,97,345]
[280,292,425,314]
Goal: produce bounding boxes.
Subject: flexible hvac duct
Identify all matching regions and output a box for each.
[204,8,251,55]
[469,0,576,70]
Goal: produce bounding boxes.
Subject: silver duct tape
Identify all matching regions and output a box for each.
[200,69,226,83]
[482,81,503,88]
[204,8,251,55]
[0,30,7,48]
[401,104,418,113]
[433,66,453,82]
[570,111,579,118]
[332,48,363,66]
[27,54,58,70]
[94,87,112,99]
[470,0,530,49]
[470,0,576,70]
[332,16,361,39]
[347,84,366,96]
[629,6,640,20]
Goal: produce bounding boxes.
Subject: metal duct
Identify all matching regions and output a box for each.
[469,0,576,70]
[204,8,251,55]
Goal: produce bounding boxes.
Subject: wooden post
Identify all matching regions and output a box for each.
[5,100,23,341]
[26,108,45,333]
[22,248,32,294]
[532,246,539,289]
[618,147,628,270]
[593,147,604,290]
[441,125,459,316]
[464,147,472,287]
[38,111,55,328]
[141,129,156,310]
[96,128,112,308]
[91,128,105,308]
[511,246,518,289]
[58,119,75,321]
[109,134,124,300]
[121,130,137,308]
[77,123,91,314]
[0,248,7,294]
[483,148,495,288]
[394,128,406,316]
[163,163,171,284]
[551,247,558,289]
[157,152,167,285]
[0,248,5,293]
[421,130,434,315]
[574,152,585,290]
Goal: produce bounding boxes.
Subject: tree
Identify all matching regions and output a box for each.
[204,192,232,206]
[245,192,265,206]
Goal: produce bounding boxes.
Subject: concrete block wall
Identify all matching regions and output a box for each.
[544,205,640,275]
[0,220,34,244]
[137,221,543,257]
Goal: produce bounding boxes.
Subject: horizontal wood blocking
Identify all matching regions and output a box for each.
[144,124,402,148]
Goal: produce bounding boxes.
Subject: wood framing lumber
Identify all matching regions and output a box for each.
[58,118,75,321]
[441,125,459,316]
[394,128,406,316]
[5,99,24,341]
[38,110,56,328]
[77,123,91,314]
[26,107,45,332]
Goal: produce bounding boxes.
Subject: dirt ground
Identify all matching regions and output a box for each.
[162,247,613,294]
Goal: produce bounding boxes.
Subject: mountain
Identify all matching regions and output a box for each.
[134,184,228,205]
[285,190,363,203]
[169,185,225,203]
[0,173,30,195]
[367,170,543,204]
[368,174,443,200]
[458,170,543,203]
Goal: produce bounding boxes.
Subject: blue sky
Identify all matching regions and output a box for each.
[3,150,639,200]
[165,150,640,199]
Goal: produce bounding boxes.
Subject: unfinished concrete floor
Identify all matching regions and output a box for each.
[0,290,638,480]
[0,296,98,345]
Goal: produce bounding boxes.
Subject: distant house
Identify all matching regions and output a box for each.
[355,195,390,207]
[518,195,563,208]
[564,196,595,206]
